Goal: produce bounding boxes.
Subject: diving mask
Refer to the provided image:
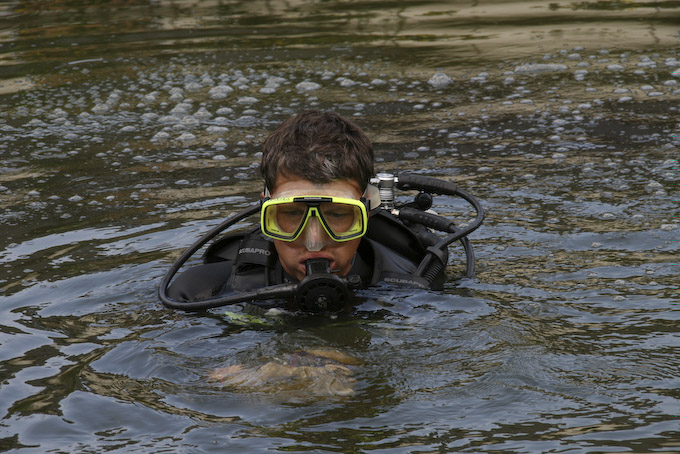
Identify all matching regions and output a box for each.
[260,195,368,243]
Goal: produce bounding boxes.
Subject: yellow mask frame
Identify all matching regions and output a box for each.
[261,195,368,242]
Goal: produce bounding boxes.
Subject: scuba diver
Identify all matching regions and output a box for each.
[159,110,484,313]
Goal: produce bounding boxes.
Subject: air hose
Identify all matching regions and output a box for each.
[392,173,484,281]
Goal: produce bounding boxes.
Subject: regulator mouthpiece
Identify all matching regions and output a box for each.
[294,258,354,312]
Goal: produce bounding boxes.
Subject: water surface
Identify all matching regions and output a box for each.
[1,1,679,452]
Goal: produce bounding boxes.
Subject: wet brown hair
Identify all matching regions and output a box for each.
[260,110,374,193]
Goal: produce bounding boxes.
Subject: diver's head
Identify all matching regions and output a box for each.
[262,176,365,282]
[260,110,374,194]
[259,110,374,281]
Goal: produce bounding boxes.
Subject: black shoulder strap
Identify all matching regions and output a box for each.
[234,237,277,268]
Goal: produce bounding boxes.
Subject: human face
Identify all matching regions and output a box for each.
[266,175,364,281]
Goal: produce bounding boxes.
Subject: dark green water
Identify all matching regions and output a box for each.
[1,1,679,452]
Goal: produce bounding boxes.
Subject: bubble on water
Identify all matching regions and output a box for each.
[337,77,356,87]
[514,63,568,74]
[671,68,680,78]
[120,125,136,132]
[26,118,46,127]
[27,190,40,196]
[552,153,567,159]
[179,116,199,128]
[212,154,226,161]
[206,125,229,134]
[296,81,321,92]
[371,78,387,86]
[68,195,83,202]
[209,85,234,100]
[194,107,212,120]
[142,112,158,121]
[645,180,663,192]
[613,88,629,94]
[265,76,286,87]
[184,82,202,92]
[158,115,179,124]
[469,75,485,84]
[618,96,633,103]
[144,92,158,103]
[233,116,258,127]
[170,102,192,114]
[175,179,190,185]
[606,64,625,71]
[428,73,452,89]
[213,140,227,149]
[237,96,259,104]
[216,107,234,116]
[660,223,678,231]
[612,295,626,301]
[92,103,109,114]
[663,79,678,86]
[177,132,196,143]
[260,87,276,94]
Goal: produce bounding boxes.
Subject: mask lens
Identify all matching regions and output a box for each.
[273,202,307,234]
[262,201,308,240]
[319,202,363,238]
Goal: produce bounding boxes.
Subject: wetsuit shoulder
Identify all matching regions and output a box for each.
[362,209,446,289]
[166,260,234,302]
[167,230,280,302]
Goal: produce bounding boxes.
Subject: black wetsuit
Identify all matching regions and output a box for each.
[167,210,446,303]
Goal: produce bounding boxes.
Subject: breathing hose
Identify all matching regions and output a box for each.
[394,173,484,281]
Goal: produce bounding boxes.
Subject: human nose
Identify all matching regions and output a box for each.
[301,216,332,251]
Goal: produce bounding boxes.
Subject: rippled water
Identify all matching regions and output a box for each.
[1,1,679,452]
